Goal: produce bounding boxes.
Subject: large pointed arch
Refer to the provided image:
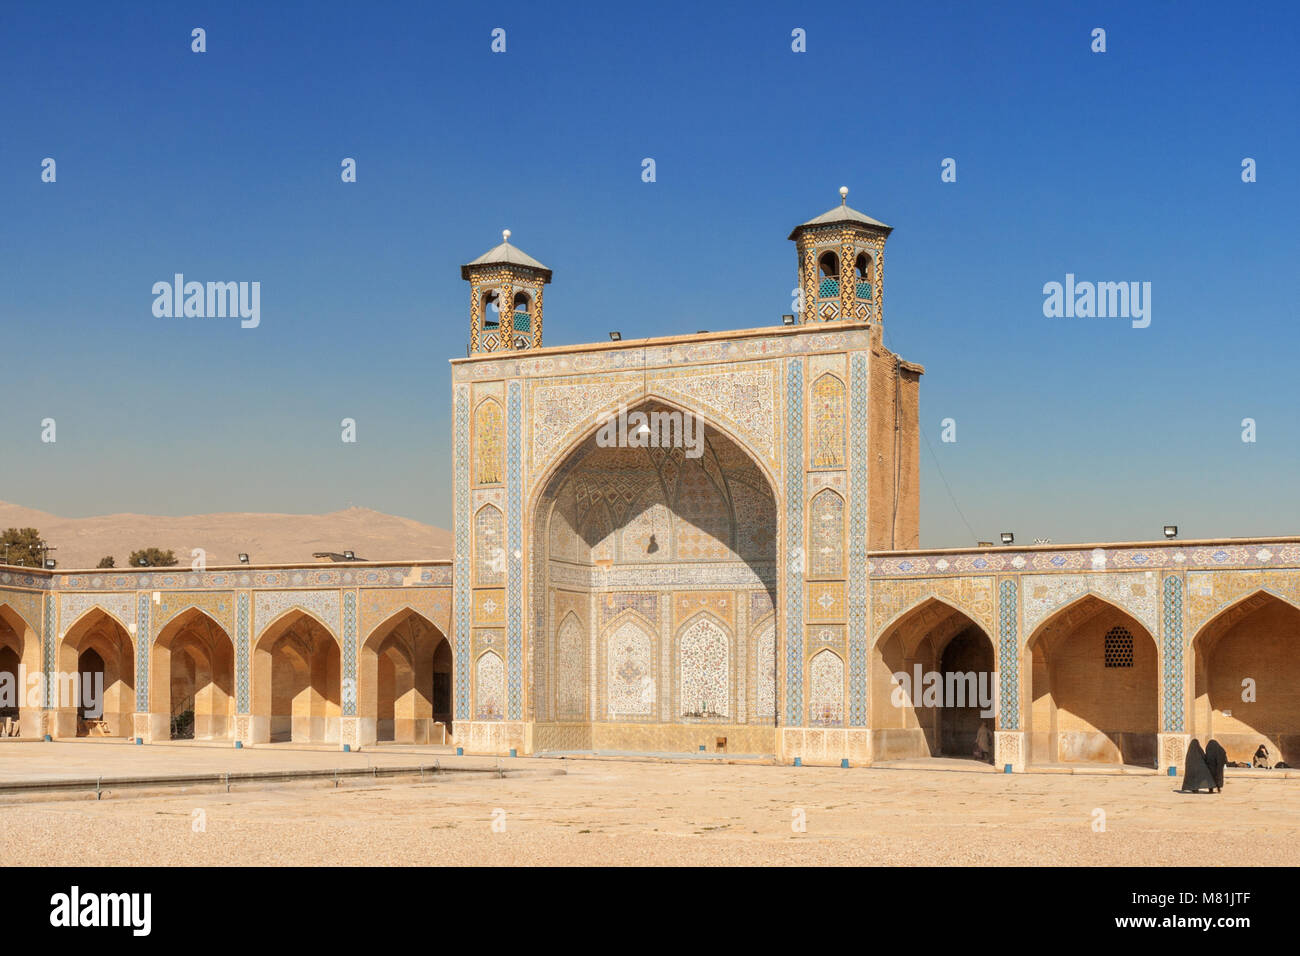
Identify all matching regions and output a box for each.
[0,602,42,736]
[528,390,779,746]
[1189,589,1300,765]
[56,607,135,738]
[150,607,235,740]
[870,594,996,761]
[1022,593,1157,768]
[250,608,341,744]
[358,607,451,744]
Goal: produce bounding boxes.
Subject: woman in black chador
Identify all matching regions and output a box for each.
[1180,739,1217,793]
[1204,740,1228,793]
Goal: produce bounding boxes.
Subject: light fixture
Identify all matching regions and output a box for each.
[238,553,250,564]
[43,559,55,569]
[977,541,994,548]
[1164,525,1178,539]
[782,314,795,326]
[138,557,148,567]
[609,331,621,342]
[343,550,355,560]
[1000,532,1014,546]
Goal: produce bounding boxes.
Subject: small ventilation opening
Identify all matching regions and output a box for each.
[1104,625,1134,667]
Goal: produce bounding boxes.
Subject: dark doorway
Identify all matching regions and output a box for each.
[938,627,995,759]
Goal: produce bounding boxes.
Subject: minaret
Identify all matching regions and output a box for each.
[461,230,552,353]
[788,187,891,343]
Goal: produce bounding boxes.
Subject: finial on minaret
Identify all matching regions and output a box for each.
[839,186,848,205]
[502,228,511,242]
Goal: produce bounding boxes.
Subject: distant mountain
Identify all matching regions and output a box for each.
[0,501,451,570]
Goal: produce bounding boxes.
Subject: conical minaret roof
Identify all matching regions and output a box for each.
[788,188,891,239]
[461,229,552,281]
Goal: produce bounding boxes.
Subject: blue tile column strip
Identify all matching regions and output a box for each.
[1162,575,1184,733]
[43,595,56,709]
[452,385,472,721]
[342,590,358,716]
[506,381,523,720]
[784,359,805,725]
[847,353,869,726]
[236,591,250,712]
[998,579,1019,730]
[135,592,150,712]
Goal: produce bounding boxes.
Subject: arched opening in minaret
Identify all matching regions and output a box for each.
[481,289,500,329]
[512,292,532,332]
[529,400,778,751]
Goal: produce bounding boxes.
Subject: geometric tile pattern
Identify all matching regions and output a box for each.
[236,591,250,713]
[135,592,150,713]
[1162,575,1184,733]
[150,591,235,640]
[58,591,135,639]
[0,587,42,636]
[1184,568,1300,638]
[1021,572,1159,639]
[506,381,523,719]
[998,579,1019,730]
[784,358,804,725]
[847,353,869,725]
[252,590,341,641]
[453,385,471,720]
[43,595,55,708]
[869,576,997,642]
[342,590,358,717]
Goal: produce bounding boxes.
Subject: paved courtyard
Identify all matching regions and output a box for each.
[0,741,1297,866]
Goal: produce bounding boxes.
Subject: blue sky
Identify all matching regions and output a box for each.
[1,1,1297,548]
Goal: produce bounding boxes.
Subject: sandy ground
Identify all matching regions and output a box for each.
[1,741,1297,866]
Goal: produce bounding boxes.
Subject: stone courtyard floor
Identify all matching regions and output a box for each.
[0,740,1297,866]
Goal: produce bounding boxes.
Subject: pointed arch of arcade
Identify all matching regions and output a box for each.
[359,607,453,744]
[1022,592,1158,767]
[1189,588,1300,766]
[251,608,341,744]
[56,607,136,737]
[870,596,997,761]
[0,602,43,735]
[149,607,235,740]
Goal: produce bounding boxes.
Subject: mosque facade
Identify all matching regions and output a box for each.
[2,195,1297,771]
